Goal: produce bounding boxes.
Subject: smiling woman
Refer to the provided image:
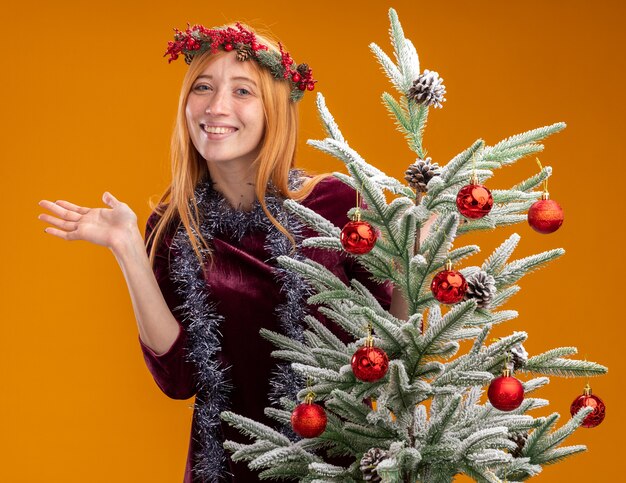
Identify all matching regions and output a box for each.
[37,21,394,482]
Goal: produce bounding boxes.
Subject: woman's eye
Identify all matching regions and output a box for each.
[193,84,211,92]
[236,88,251,96]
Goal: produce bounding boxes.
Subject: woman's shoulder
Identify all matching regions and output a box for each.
[303,174,356,204]
[146,204,169,233]
[145,204,181,247]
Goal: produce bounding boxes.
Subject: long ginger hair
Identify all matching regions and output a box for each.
[147,25,326,269]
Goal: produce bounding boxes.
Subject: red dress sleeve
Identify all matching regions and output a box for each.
[137,211,198,400]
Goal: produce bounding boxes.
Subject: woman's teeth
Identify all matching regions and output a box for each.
[203,126,236,134]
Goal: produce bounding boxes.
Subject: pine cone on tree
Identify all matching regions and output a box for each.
[236,45,254,62]
[360,448,389,482]
[465,270,496,308]
[509,432,529,457]
[407,69,446,108]
[404,157,441,193]
[510,342,529,371]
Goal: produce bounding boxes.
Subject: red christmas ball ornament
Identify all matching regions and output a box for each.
[528,194,564,234]
[291,72,302,83]
[351,345,389,382]
[224,43,234,51]
[570,384,606,428]
[456,175,493,219]
[340,219,377,255]
[488,369,525,411]
[306,82,315,91]
[430,261,468,305]
[291,396,327,438]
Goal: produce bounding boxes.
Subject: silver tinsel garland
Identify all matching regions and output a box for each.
[169,171,311,481]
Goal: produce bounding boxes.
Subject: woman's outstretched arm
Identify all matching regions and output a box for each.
[38,192,180,356]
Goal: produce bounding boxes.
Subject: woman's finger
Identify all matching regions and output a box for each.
[38,200,82,221]
[43,226,76,241]
[102,192,120,208]
[38,213,78,232]
[55,199,90,215]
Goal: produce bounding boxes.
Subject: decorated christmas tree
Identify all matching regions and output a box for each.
[220,9,607,482]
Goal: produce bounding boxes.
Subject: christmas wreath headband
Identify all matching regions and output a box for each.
[165,23,316,102]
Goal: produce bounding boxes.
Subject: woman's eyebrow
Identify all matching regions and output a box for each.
[195,74,258,86]
[231,76,258,86]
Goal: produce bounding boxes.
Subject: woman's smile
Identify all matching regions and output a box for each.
[200,123,239,140]
[201,124,238,135]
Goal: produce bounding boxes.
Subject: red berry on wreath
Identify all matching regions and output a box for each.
[341,219,377,255]
[224,43,234,51]
[431,260,468,304]
[456,174,493,219]
[570,384,606,428]
[528,193,564,234]
[488,368,524,411]
[291,394,327,438]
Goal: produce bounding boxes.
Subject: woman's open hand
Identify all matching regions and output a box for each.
[38,192,139,252]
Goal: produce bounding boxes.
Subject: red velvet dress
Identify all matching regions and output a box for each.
[138,176,392,482]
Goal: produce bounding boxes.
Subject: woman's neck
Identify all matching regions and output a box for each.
[207,163,257,211]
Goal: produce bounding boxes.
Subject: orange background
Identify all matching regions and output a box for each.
[3,0,624,481]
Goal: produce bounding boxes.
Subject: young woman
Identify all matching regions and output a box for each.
[38,23,404,482]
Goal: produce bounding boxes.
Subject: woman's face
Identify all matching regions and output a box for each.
[186,52,265,171]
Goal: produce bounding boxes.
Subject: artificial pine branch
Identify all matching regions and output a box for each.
[311,347,351,369]
[388,8,419,87]
[486,144,545,166]
[220,411,292,446]
[305,315,349,351]
[494,249,565,287]
[265,407,292,426]
[489,123,566,153]
[482,233,521,273]
[521,377,550,394]
[315,92,346,143]
[531,407,593,457]
[284,199,341,237]
[512,166,552,192]
[382,92,412,134]
[407,100,429,158]
[467,309,519,327]
[229,440,279,462]
[369,42,405,94]
[326,390,371,424]
[532,444,587,465]
[257,462,311,480]
[488,286,521,309]
[386,361,432,414]
[522,358,607,377]
[425,394,462,446]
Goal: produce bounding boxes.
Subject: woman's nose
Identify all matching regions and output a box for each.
[205,89,229,115]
